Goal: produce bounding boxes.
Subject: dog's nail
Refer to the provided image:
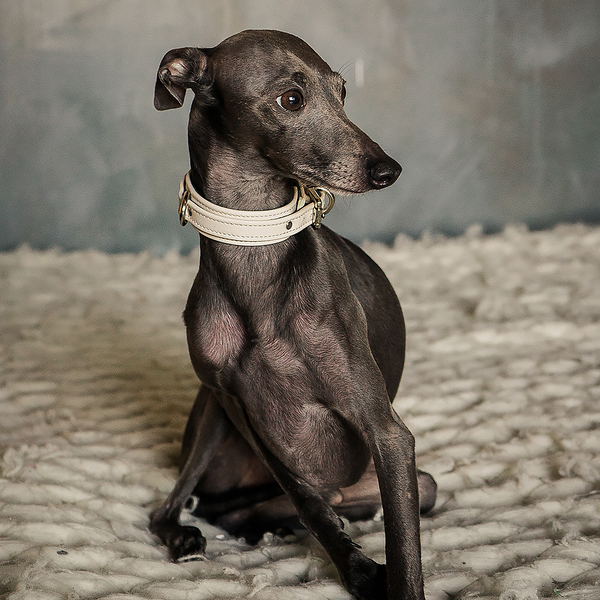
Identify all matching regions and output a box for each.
[177,553,206,563]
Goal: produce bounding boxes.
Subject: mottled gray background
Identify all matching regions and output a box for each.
[1,0,599,253]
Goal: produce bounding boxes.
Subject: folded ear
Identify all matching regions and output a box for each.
[154,47,209,110]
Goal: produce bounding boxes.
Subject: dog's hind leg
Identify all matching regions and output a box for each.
[333,461,437,521]
[195,461,436,547]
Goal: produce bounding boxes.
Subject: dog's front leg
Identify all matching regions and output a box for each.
[368,413,424,600]
[333,365,424,600]
[150,387,230,561]
[223,401,387,600]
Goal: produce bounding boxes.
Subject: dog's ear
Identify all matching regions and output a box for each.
[154,48,209,110]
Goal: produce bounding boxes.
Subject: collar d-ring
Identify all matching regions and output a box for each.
[306,186,335,229]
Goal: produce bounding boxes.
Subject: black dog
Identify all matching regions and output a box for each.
[150,30,436,600]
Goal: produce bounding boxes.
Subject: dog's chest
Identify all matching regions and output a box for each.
[188,304,245,377]
[251,396,370,489]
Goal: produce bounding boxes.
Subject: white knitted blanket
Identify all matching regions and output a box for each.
[1,225,600,600]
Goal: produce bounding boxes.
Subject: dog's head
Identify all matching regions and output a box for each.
[155,30,401,195]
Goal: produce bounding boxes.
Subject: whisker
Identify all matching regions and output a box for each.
[337,61,354,79]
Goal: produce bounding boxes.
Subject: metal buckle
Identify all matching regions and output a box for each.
[178,188,191,226]
[307,187,336,229]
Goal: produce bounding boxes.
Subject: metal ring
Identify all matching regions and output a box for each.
[307,187,336,228]
[178,191,190,226]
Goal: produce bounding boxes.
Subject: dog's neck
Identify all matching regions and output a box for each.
[189,142,296,212]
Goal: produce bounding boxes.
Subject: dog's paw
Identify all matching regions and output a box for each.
[166,525,207,562]
[344,555,386,600]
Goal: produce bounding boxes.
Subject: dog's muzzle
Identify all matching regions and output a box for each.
[177,172,335,246]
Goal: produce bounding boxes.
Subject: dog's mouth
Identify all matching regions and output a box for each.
[290,157,402,197]
[296,169,401,197]
[265,145,401,197]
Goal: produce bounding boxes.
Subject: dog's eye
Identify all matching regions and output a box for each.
[277,90,305,111]
[341,85,347,104]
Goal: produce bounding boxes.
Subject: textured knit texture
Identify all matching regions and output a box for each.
[1,224,600,599]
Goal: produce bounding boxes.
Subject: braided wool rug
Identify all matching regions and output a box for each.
[1,224,600,600]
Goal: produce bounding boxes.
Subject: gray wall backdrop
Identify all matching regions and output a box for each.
[1,0,599,253]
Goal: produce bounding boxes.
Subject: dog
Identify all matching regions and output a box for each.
[150,29,436,600]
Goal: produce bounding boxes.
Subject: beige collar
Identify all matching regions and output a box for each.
[178,171,335,246]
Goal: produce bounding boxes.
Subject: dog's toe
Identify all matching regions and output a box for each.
[418,469,437,514]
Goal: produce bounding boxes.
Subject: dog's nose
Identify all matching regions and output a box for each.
[368,160,402,189]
